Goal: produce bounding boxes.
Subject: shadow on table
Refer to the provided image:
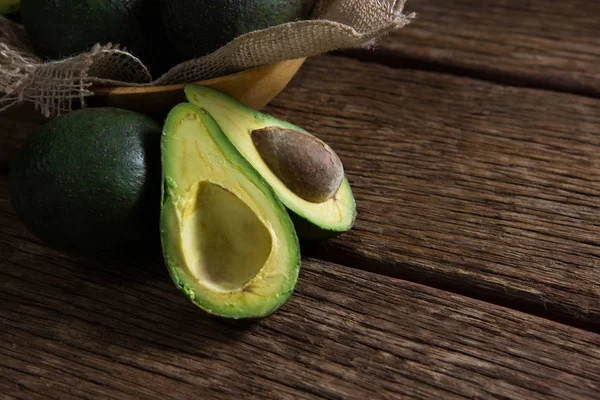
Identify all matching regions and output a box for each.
[3,200,294,369]
[5,237,265,357]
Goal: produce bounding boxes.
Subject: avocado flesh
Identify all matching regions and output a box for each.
[184,84,356,239]
[161,103,300,318]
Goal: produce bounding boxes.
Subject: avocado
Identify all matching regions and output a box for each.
[161,103,300,318]
[9,107,162,255]
[20,0,175,76]
[0,0,20,14]
[184,84,356,239]
[161,0,316,59]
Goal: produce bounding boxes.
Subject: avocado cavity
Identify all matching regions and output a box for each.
[181,182,272,292]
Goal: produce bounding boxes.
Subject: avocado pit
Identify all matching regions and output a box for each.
[251,127,344,203]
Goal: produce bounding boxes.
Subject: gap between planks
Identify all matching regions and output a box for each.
[337,50,600,100]
[0,207,599,399]
[339,0,600,98]
[1,55,599,333]
[264,56,600,332]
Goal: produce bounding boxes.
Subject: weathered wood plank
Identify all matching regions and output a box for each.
[263,56,600,327]
[1,178,599,400]
[351,0,600,96]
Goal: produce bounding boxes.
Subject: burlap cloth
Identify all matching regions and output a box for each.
[0,0,414,117]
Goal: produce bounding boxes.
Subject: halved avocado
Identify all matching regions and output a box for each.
[160,103,300,319]
[184,84,356,239]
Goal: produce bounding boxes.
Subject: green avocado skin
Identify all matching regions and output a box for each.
[9,107,162,256]
[20,0,175,76]
[162,0,316,59]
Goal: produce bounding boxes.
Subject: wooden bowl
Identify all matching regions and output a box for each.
[89,58,306,115]
[0,58,305,170]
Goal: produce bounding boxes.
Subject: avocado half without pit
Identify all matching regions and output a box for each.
[184,84,356,239]
[160,103,301,319]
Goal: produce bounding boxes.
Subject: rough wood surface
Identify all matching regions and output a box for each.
[352,0,600,96]
[264,56,600,328]
[1,178,599,399]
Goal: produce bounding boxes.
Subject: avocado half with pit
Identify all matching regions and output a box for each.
[185,84,356,239]
[160,103,300,319]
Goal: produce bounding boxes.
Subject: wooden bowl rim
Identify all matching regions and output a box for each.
[92,58,306,96]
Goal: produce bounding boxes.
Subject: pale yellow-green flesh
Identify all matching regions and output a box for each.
[181,182,272,292]
[162,110,297,317]
[186,87,355,232]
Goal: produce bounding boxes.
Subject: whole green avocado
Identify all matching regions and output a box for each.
[20,0,175,76]
[162,0,316,59]
[9,107,162,256]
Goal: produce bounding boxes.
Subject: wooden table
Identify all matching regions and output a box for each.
[1,1,599,398]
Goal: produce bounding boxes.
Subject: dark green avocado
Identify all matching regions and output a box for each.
[9,107,162,255]
[20,0,175,76]
[161,0,316,59]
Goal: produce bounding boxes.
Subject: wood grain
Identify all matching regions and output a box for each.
[263,56,600,328]
[349,0,600,96]
[1,178,599,399]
